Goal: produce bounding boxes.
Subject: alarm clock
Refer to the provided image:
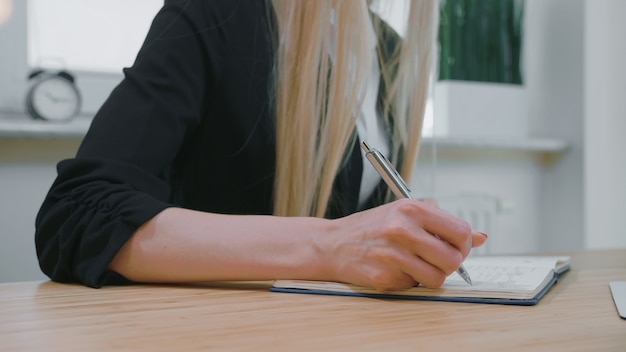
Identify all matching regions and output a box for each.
[25,69,82,122]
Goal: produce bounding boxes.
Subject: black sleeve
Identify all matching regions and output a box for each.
[35,0,225,287]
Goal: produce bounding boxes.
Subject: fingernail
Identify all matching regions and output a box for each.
[478,232,489,238]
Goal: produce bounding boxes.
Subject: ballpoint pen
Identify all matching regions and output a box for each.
[360,140,473,285]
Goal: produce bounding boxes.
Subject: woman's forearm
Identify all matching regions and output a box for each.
[109,207,336,283]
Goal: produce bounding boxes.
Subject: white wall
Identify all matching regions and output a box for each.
[525,0,585,251]
[0,162,54,282]
[584,0,626,249]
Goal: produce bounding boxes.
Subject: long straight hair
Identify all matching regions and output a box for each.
[270,0,438,217]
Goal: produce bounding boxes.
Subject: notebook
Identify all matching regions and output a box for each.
[271,255,571,306]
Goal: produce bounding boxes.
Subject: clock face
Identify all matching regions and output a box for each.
[28,75,81,121]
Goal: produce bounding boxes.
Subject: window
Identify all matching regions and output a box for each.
[27,0,162,73]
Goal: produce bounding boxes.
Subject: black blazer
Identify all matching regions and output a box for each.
[35,0,397,287]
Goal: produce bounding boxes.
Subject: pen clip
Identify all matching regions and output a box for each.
[379,152,410,192]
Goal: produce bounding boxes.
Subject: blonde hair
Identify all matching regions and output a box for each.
[271,0,438,217]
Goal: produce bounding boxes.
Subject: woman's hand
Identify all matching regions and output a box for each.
[322,199,488,291]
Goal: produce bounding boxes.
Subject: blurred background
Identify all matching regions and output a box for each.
[1,0,624,282]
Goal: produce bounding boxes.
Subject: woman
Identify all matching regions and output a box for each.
[35,0,487,290]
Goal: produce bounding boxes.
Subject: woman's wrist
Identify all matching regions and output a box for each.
[304,216,344,282]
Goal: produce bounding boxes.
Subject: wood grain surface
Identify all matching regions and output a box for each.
[1,249,625,351]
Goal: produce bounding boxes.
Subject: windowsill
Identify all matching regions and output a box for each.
[421,135,568,153]
[0,112,569,155]
[0,111,92,138]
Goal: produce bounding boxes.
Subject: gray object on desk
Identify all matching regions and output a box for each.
[609,281,626,319]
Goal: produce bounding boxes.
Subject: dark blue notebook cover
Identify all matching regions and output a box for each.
[270,271,566,306]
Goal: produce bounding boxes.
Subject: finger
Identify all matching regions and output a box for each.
[386,224,463,277]
[471,231,489,248]
[414,231,465,276]
[401,200,472,255]
[420,208,472,256]
[398,252,448,288]
[389,199,472,262]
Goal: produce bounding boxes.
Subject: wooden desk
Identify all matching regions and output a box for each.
[1,249,625,351]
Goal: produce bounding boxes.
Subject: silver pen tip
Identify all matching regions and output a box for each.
[458,267,473,285]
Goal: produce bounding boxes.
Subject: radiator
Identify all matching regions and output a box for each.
[434,193,502,256]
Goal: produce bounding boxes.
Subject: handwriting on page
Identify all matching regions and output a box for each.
[444,264,552,291]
